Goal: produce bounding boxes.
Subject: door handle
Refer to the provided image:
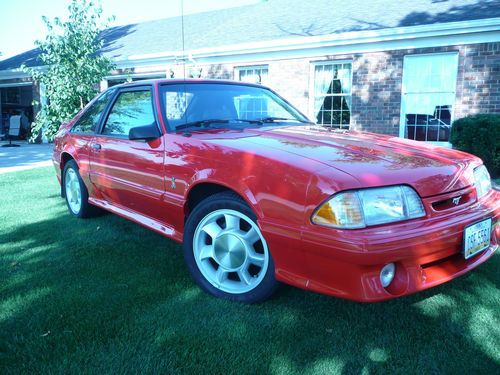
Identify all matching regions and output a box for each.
[91,143,102,150]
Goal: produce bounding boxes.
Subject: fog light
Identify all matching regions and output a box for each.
[380,263,396,288]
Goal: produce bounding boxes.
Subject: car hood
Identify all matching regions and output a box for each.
[229,126,479,197]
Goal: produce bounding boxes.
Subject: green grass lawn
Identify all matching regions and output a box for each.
[1,167,499,374]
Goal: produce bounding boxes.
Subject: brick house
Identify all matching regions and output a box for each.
[0,0,499,145]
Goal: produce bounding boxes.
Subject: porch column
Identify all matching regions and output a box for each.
[100,79,108,92]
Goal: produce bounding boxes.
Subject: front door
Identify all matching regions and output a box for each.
[399,53,458,146]
[89,86,166,220]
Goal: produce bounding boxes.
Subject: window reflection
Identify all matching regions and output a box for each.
[402,53,458,142]
[72,90,114,134]
[103,90,155,136]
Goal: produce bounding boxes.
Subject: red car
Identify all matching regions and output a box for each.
[52,79,500,303]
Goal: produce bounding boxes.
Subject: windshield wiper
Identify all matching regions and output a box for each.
[255,117,312,124]
[231,118,263,124]
[175,118,265,131]
[174,117,310,132]
[175,119,229,131]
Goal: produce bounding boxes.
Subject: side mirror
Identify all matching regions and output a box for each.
[129,123,161,141]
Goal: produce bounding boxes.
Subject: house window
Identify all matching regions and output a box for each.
[400,53,458,143]
[313,62,352,128]
[237,65,268,85]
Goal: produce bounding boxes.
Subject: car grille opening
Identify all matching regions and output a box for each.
[420,252,467,269]
[431,191,474,211]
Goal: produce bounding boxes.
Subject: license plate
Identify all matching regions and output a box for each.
[463,218,492,259]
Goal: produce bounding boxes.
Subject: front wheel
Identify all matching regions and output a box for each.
[183,192,278,303]
[63,160,98,218]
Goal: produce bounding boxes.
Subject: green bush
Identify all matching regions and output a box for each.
[450,114,500,177]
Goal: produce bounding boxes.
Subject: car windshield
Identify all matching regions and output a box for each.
[159,83,312,131]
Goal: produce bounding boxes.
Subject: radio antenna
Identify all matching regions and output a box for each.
[180,0,189,133]
[181,0,186,79]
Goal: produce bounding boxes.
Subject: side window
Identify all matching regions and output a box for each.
[102,90,155,136]
[71,89,114,134]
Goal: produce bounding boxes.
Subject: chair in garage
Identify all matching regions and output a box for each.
[1,115,21,147]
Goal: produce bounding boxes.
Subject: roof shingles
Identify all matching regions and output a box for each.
[1,0,499,71]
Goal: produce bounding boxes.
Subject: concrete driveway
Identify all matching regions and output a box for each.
[0,141,53,174]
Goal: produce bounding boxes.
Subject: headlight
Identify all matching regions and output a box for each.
[473,165,491,199]
[312,185,426,229]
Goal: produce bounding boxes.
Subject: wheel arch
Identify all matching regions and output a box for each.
[60,152,77,198]
[184,180,263,220]
[60,152,76,170]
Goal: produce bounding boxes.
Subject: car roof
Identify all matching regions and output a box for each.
[110,78,266,90]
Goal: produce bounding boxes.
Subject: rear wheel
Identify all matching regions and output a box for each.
[63,160,98,218]
[183,192,278,303]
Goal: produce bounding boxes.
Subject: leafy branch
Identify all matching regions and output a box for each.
[23,0,115,141]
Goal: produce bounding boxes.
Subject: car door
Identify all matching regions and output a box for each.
[68,88,116,189]
[89,85,167,220]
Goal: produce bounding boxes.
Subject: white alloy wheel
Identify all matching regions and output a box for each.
[65,168,82,214]
[192,209,270,294]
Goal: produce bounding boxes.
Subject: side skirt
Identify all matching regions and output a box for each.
[89,197,183,243]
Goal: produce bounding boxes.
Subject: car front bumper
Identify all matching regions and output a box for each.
[267,188,500,302]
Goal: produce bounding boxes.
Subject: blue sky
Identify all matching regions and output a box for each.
[0,0,260,60]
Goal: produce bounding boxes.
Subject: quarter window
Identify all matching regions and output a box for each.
[102,90,155,136]
[312,62,352,128]
[71,89,114,134]
[237,65,268,85]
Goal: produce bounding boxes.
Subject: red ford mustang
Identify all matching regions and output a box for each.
[52,79,500,303]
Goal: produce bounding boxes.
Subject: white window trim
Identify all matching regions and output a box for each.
[399,52,459,147]
[309,60,353,127]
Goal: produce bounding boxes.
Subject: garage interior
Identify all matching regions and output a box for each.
[0,84,34,140]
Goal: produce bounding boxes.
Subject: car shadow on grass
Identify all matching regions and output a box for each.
[0,210,499,374]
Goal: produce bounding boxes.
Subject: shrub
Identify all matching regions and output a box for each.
[450,114,500,177]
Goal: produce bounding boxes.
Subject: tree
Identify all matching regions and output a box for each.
[23,0,114,141]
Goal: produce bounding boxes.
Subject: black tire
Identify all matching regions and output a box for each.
[62,160,99,218]
[183,191,279,303]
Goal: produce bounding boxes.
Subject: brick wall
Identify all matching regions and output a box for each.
[455,42,500,118]
[350,51,403,135]
[196,41,500,137]
[267,59,311,115]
